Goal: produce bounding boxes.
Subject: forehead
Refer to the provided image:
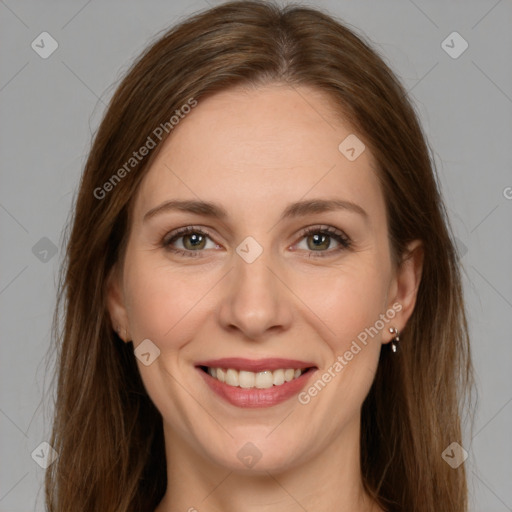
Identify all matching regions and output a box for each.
[132,84,385,224]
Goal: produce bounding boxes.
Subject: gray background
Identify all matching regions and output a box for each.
[1,0,511,510]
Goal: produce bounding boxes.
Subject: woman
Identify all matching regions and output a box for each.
[45,1,473,511]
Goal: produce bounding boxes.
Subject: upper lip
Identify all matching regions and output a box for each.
[195,358,317,373]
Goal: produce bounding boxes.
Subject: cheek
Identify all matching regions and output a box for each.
[123,253,205,344]
[299,259,390,345]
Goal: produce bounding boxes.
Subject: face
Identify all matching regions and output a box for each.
[107,84,422,474]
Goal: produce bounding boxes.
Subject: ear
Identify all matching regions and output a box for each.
[384,239,424,343]
[106,265,130,342]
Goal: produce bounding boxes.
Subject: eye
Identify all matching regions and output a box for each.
[294,225,352,257]
[161,224,352,259]
[162,226,219,258]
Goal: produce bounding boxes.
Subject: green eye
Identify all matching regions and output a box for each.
[162,225,351,258]
[163,227,215,258]
[295,226,351,257]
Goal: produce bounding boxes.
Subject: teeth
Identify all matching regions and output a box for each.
[239,370,255,388]
[273,369,284,386]
[256,370,273,389]
[225,368,239,387]
[205,367,307,388]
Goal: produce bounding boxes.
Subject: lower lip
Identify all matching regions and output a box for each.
[197,367,317,408]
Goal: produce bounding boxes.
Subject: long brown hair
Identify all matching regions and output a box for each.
[44,1,473,510]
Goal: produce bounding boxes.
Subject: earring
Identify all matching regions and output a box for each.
[389,327,400,353]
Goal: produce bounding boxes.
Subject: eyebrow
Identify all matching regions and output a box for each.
[143,198,368,223]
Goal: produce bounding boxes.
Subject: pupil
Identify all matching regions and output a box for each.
[186,233,203,248]
[312,234,328,249]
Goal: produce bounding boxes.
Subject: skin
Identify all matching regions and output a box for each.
[107,83,423,512]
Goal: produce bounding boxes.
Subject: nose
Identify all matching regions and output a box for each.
[217,244,293,340]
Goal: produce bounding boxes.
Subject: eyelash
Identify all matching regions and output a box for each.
[161,225,352,259]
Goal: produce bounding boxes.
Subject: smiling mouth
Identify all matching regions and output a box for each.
[198,366,315,389]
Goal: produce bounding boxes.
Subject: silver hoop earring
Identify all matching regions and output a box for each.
[389,327,400,353]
